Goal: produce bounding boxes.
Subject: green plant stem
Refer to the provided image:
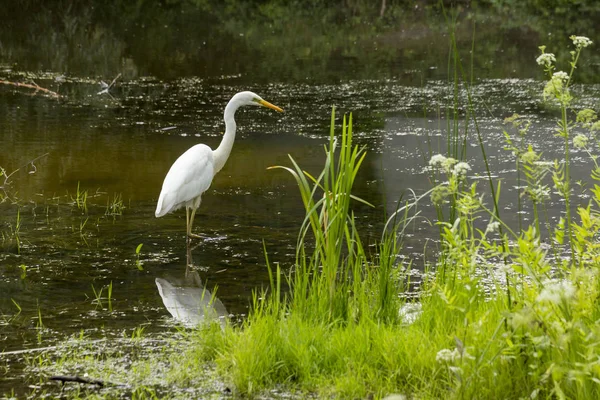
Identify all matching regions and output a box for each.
[533,202,540,236]
[562,105,575,263]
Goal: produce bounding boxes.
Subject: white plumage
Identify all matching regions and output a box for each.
[155,144,214,217]
[155,91,283,240]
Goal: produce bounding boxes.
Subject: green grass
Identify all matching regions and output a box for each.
[1,208,22,253]
[71,182,89,214]
[89,281,113,311]
[202,85,600,398]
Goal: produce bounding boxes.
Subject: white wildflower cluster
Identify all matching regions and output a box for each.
[552,71,569,83]
[452,162,471,180]
[571,35,593,49]
[429,154,447,168]
[573,134,588,149]
[536,52,556,68]
[536,280,576,305]
[486,221,501,234]
[429,154,464,176]
[436,347,475,366]
[436,348,460,364]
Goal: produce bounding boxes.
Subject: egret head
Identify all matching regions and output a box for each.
[232,91,283,112]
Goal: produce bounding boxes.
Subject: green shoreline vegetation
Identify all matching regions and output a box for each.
[191,35,600,399]
[11,34,600,399]
[2,1,599,82]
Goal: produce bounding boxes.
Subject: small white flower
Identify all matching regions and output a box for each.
[553,71,569,83]
[486,221,500,234]
[571,35,593,49]
[536,52,556,67]
[429,154,458,174]
[443,157,458,173]
[436,348,459,364]
[573,134,588,149]
[429,154,447,168]
[453,162,471,180]
[536,280,576,305]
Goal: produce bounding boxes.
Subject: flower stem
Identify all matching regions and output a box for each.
[562,105,575,263]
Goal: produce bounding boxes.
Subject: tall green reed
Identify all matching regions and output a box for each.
[267,108,403,325]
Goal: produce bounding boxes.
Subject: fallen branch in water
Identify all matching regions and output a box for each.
[0,79,61,98]
[0,337,166,356]
[1,152,49,186]
[1,152,50,203]
[0,338,107,356]
[50,375,106,387]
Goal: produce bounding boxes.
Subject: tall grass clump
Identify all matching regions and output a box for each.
[202,109,416,397]
[266,109,404,325]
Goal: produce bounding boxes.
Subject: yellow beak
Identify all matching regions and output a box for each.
[259,99,284,113]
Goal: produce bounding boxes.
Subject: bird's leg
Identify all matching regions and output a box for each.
[186,207,191,236]
[187,208,203,239]
[185,207,193,245]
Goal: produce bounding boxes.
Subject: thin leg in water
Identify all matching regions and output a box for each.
[187,207,203,239]
[185,207,191,245]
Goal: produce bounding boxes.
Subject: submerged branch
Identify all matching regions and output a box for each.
[0,79,61,98]
[0,339,107,356]
[50,375,106,387]
[1,152,50,202]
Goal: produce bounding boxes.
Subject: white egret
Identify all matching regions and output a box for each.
[155,91,283,239]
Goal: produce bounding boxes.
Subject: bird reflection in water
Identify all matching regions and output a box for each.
[156,246,228,328]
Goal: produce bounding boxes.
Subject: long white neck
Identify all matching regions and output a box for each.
[212,100,239,174]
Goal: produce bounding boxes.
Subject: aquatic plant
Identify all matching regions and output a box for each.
[105,192,126,218]
[1,208,22,254]
[90,281,113,311]
[70,182,88,214]
[135,243,144,271]
[76,216,90,246]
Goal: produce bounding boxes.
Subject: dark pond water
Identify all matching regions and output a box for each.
[1,4,600,397]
